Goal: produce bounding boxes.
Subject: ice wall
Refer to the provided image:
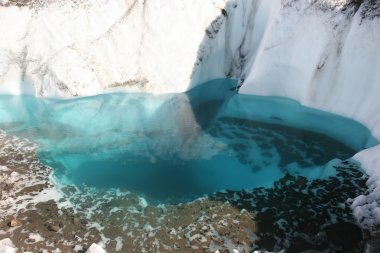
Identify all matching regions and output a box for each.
[191,0,380,233]
[192,0,380,139]
[0,0,227,96]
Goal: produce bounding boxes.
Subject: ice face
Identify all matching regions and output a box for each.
[0,80,372,203]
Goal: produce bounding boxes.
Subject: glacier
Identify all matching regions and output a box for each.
[1,0,380,247]
[0,0,379,138]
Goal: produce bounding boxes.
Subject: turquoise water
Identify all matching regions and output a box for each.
[0,80,374,203]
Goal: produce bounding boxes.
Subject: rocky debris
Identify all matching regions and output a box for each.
[7,219,21,227]
[324,222,363,251]
[210,161,368,252]
[0,130,373,252]
[0,131,102,252]
[47,224,60,232]
[56,161,369,252]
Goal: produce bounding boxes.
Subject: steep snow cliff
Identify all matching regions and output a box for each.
[0,0,227,96]
[193,0,380,140]
[1,0,380,235]
[191,1,380,232]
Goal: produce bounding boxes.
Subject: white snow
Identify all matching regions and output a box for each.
[238,1,380,143]
[28,233,45,243]
[73,245,83,252]
[114,237,123,252]
[352,145,380,230]
[0,238,17,253]
[0,166,9,171]
[0,130,64,218]
[0,0,226,97]
[138,197,148,209]
[85,243,107,253]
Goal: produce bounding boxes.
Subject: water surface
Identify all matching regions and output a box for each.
[0,80,373,203]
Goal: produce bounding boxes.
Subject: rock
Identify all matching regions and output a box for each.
[0,220,6,228]
[324,222,363,251]
[73,217,81,226]
[8,219,21,227]
[0,238,17,253]
[365,239,380,253]
[85,243,107,253]
[48,224,60,232]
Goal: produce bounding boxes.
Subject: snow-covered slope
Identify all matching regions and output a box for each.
[0,0,227,96]
[1,0,380,234]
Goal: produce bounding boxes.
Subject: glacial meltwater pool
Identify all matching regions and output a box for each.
[0,80,377,252]
[0,80,375,203]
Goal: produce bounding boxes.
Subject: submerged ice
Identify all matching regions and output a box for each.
[0,80,373,202]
